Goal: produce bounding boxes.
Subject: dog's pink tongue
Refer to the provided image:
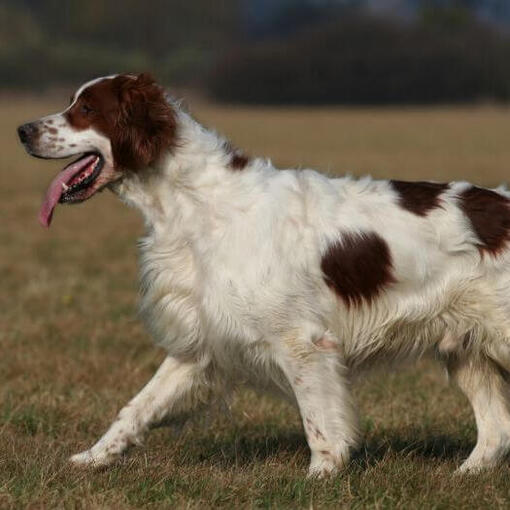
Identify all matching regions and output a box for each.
[38,154,96,228]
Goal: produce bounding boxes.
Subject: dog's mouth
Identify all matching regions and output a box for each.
[39,152,105,228]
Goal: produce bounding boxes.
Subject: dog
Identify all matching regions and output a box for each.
[17,72,510,477]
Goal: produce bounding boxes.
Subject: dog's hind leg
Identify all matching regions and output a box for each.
[70,355,212,467]
[275,329,359,478]
[447,350,510,473]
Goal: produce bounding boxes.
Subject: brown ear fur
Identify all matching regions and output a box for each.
[111,73,177,170]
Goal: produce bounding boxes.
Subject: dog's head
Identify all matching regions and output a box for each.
[17,73,177,227]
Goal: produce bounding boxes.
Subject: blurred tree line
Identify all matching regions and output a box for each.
[3,0,510,104]
[0,0,240,89]
[212,8,510,104]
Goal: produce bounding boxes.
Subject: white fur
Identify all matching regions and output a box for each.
[42,82,510,476]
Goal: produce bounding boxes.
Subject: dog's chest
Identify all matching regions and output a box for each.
[137,231,270,355]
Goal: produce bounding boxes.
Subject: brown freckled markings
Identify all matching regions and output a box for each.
[69,144,77,147]
[314,428,325,441]
[305,417,326,441]
[310,426,325,441]
[47,119,53,125]
[321,231,396,307]
[459,185,510,256]
[47,127,58,135]
[391,180,449,216]
[313,336,338,351]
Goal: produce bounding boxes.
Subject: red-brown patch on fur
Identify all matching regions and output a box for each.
[231,152,249,170]
[66,73,177,170]
[391,180,449,216]
[47,127,58,135]
[223,141,249,170]
[459,186,510,256]
[321,232,395,307]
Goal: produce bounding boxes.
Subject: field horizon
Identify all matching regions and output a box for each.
[2,96,510,508]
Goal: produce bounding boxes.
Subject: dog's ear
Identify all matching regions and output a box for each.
[111,73,177,170]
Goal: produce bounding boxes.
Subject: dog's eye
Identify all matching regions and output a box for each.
[80,104,94,114]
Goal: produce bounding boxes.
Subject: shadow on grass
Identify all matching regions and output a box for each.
[354,430,473,469]
[174,424,474,470]
[187,428,309,468]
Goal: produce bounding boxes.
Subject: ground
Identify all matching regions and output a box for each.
[2,96,510,508]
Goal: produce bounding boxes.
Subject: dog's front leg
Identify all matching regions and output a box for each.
[70,355,210,467]
[275,330,359,478]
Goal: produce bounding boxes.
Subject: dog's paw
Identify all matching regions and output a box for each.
[455,459,493,475]
[69,449,117,468]
[307,448,350,478]
[307,462,338,479]
[307,455,339,479]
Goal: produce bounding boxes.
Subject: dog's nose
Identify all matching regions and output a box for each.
[17,123,36,144]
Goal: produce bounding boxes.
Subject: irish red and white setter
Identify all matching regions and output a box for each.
[17,73,510,476]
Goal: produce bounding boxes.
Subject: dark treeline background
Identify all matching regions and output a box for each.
[3,0,510,104]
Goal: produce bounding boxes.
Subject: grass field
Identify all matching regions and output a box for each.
[3,96,510,508]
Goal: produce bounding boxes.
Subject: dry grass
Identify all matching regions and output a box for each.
[2,96,510,508]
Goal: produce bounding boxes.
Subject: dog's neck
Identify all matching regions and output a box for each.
[111,108,272,232]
